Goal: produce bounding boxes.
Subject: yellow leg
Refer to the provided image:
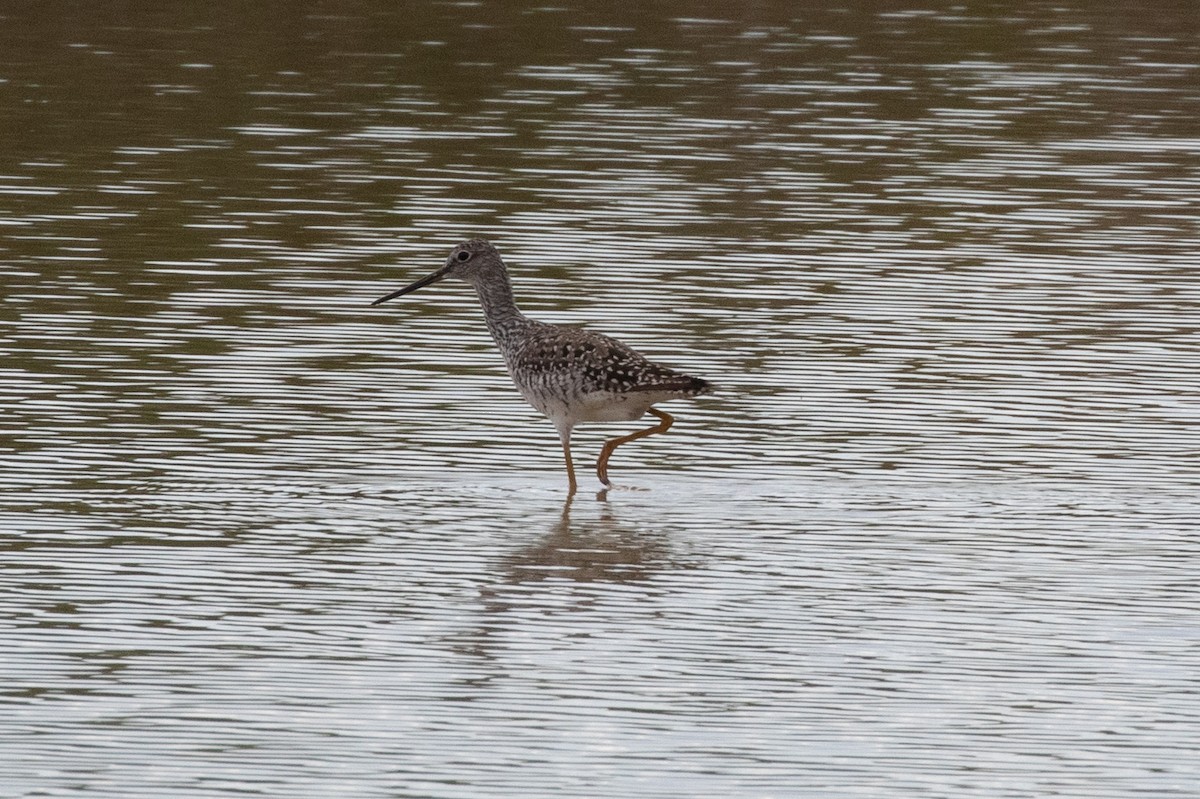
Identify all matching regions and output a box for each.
[561,435,578,494]
[596,408,674,487]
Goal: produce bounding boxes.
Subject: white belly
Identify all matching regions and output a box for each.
[573,391,654,423]
[516,385,656,427]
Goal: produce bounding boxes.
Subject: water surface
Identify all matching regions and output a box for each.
[2,2,1198,797]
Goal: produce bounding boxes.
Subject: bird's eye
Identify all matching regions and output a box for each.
[456,251,471,262]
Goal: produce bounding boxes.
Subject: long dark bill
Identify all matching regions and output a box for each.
[370,266,451,306]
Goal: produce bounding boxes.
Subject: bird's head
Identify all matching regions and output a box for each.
[371,239,506,305]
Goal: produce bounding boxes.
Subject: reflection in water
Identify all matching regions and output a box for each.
[455,492,687,682]
[1,2,1198,797]
[497,491,680,585]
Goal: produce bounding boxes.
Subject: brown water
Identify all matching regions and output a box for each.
[2,3,1198,797]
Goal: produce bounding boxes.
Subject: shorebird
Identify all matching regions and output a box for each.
[371,239,711,492]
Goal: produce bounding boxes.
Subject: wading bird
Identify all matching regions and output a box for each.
[372,239,711,492]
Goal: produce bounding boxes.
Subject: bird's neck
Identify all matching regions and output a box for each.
[472,269,531,345]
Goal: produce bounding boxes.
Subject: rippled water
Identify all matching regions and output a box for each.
[2,2,1198,797]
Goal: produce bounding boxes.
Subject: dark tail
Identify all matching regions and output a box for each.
[644,375,713,396]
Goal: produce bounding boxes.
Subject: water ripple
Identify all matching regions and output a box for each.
[2,3,1198,797]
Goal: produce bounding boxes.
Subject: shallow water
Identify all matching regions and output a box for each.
[4,476,1198,797]
[2,2,1199,797]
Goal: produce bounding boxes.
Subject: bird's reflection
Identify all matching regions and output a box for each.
[446,491,693,681]
[494,490,672,585]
